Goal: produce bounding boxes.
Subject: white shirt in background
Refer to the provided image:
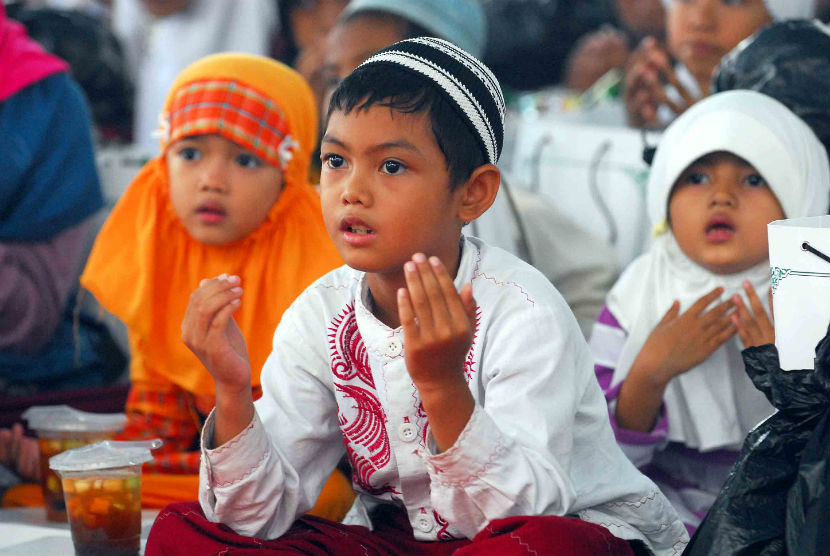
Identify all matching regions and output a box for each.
[111,0,278,151]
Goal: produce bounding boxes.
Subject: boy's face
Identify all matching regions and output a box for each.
[166,134,284,245]
[320,16,406,123]
[669,151,784,275]
[319,106,466,276]
[667,0,771,84]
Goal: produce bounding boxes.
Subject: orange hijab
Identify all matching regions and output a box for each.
[82,54,341,395]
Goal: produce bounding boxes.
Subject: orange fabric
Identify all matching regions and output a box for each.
[116,382,204,475]
[165,79,293,170]
[140,468,356,521]
[308,467,357,522]
[3,470,355,524]
[141,473,200,508]
[160,53,318,187]
[1,483,42,508]
[80,54,342,396]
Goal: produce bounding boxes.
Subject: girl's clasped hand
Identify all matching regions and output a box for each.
[636,282,774,386]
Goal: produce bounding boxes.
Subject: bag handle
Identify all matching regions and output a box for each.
[802,241,830,264]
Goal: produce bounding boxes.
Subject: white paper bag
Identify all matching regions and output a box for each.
[504,110,655,269]
[768,215,830,370]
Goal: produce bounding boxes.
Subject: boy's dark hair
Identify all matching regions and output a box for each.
[327,63,487,190]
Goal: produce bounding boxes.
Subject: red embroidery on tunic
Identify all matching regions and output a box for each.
[336,383,389,461]
[330,305,397,495]
[433,510,456,540]
[328,304,374,387]
[464,307,482,381]
[344,443,398,495]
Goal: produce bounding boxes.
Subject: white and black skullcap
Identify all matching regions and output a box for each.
[356,37,505,165]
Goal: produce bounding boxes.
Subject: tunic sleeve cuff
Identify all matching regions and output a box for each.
[201,409,269,488]
[419,405,508,487]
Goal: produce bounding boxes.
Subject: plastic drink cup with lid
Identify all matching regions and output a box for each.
[50,439,162,556]
[22,405,127,521]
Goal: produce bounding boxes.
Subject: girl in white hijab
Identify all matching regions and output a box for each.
[590,90,830,532]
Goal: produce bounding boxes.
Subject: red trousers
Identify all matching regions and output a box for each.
[146,501,637,556]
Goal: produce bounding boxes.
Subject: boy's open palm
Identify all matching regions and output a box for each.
[182,274,251,392]
[397,254,476,393]
[634,287,736,385]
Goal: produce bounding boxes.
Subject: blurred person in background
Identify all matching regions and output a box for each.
[6,2,134,143]
[320,0,619,337]
[320,0,486,128]
[111,0,278,152]
[563,0,665,93]
[481,0,614,93]
[0,2,125,399]
[272,0,348,124]
[0,2,125,494]
[624,0,817,128]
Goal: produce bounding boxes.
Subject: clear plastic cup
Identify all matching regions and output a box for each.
[23,406,127,521]
[50,439,162,556]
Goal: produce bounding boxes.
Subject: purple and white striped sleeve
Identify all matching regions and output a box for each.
[589,305,667,468]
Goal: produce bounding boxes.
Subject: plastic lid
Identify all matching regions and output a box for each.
[22,405,127,433]
[49,439,163,472]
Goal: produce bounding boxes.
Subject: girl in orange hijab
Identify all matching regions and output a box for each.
[80,53,351,516]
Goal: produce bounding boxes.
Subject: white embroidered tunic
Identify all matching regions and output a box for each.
[198,236,688,556]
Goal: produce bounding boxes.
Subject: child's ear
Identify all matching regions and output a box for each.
[457,164,500,223]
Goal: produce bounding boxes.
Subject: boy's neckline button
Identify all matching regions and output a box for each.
[385,338,402,357]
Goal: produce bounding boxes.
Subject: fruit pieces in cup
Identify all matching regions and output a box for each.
[62,469,142,556]
[38,432,116,522]
[23,406,127,522]
[50,439,162,556]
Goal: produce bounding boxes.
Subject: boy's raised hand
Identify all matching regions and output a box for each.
[182,274,250,393]
[397,253,477,451]
[398,254,477,391]
[633,287,736,385]
[730,282,775,348]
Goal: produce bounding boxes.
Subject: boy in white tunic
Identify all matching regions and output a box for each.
[146,38,687,556]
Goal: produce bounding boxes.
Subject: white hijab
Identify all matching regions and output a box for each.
[607,91,830,451]
[660,0,817,21]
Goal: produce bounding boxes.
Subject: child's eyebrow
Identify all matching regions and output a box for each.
[320,136,421,156]
[176,135,206,144]
[689,156,716,167]
[366,140,420,155]
[320,134,345,147]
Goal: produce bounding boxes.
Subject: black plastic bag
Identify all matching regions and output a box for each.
[682,322,830,556]
[713,19,830,159]
[786,407,829,555]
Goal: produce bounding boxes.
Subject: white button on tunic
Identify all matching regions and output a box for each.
[398,422,418,443]
[416,515,434,533]
[385,337,402,357]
